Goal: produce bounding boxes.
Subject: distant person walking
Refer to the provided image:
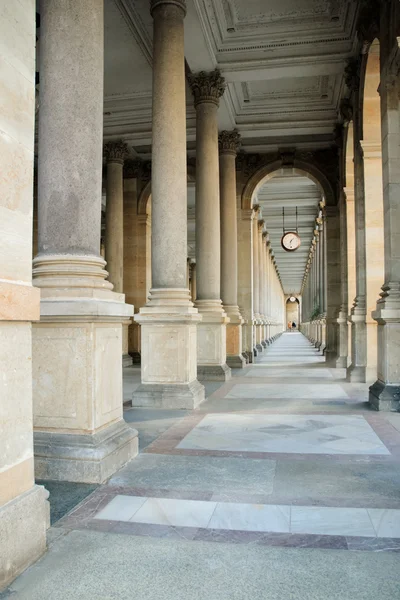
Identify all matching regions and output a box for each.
[292,321,297,330]
[288,321,292,332]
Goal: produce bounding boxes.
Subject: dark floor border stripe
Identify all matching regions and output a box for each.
[72,519,400,552]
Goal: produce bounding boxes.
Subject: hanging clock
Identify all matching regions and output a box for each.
[281,231,301,252]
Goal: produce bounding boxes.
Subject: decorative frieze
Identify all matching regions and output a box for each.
[188,69,226,107]
[218,129,241,155]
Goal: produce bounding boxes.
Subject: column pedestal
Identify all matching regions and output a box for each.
[347,307,367,382]
[133,290,205,407]
[196,301,231,380]
[224,306,246,369]
[32,258,138,483]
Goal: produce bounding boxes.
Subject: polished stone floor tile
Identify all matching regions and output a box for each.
[130,497,217,528]
[94,494,146,521]
[291,506,376,537]
[208,502,290,532]
[244,368,334,378]
[177,413,390,455]
[226,383,348,399]
[367,509,400,538]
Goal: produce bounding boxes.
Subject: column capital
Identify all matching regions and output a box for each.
[218,129,241,156]
[150,0,186,16]
[188,69,225,107]
[124,159,142,179]
[258,219,265,231]
[253,203,260,215]
[104,140,129,164]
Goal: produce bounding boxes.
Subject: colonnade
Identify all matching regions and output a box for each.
[300,205,327,351]
[3,0,400,589]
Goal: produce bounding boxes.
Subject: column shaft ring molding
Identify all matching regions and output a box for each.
[189,69,226,107]
[150,0,186,17]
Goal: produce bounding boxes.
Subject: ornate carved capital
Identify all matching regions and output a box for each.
[124,159,142,179]
[344,57,361,93]
[258,219,265,231]
[104,141,129,164]
[253,203,260,214]
[218,129,241,155]
[150,0,186,17]
[340,98,353,125]
[188,69,226,107]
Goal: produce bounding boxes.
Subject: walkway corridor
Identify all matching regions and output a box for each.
[3,333,400,599]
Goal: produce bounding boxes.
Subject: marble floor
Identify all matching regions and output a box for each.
[4,332,400,600]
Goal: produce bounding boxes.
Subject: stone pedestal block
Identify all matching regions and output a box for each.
[225,312,246,369]
[133,291,205,408]
[196,303,231,381]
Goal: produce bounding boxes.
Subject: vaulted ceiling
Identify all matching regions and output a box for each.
[104,0,359,155]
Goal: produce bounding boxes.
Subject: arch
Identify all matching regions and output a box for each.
[137,163,197,215]
[241,161,335,210]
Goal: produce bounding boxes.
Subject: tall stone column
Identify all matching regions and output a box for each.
[252,205,261,354]
[237,208,254,362]
[257,219,266,349]
[347,135,368,382]
[32,0,137,482]
[336,191,349,367]
[265,236,271,343]
[133,0,204,408]
[325,206,341,365]
[189,69,231,380]
[123,160,150,364]
[0,2,49,586]
[104,141,128,293]
[219,130,245,368]
[370,35,400,410]
[104,141,131,365]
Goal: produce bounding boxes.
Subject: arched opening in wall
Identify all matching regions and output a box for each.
[286,297,300,329]
[361,39,385,380]
[345,121,356,360]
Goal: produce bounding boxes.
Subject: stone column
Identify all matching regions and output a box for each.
[265,236,271,343]
[32,0,137,483]
[370,35,400,410]
[189,69,231,381]
[347,129,368,382]
[191,262,197,301]
[0,2,49,587]
[104,141,132,365]
[346,187,356,359]
[237,208,254,362]
[252,205,261,354]
[336,191,349,367]
[325,206,341,365]
[219,130,245,368]
[133,0,204,408]
[104,141,128,293]
[257,219,266,350]
[123,160,150,364]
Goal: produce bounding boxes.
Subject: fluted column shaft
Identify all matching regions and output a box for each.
[252,206,260,317]
[105,141,128,293]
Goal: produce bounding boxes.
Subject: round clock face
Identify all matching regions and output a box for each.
[289,296,296,302]
[281,231,301,252]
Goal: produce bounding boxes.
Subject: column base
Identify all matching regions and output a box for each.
[196,303,231,381]
[134,289,205,409]
[132,380,205,409]
[131,351,141,364]
[369,380,400,411]
[122,353,133,367]
[336,356,348,368]
[226,354,247,369]
[34,420,138,484]
[0,485,49,589]
[198,363,232,381]
[346,365,366,383]
[256,343,263,353]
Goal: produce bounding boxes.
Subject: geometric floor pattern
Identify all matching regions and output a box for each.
[177,413,391,455]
